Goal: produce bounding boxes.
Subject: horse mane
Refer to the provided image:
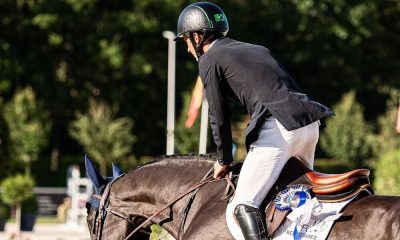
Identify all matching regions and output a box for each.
[153,152,220,162]
[127,153,220,173]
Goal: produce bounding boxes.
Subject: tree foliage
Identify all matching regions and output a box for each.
[223,0,400,104]
[2,87,51,175]
[0,0,398,179]
[0,174,35,233]
[371,89,400,157]
[320,91,372,167]
[69,99,136,175]
[0,0,187,158]
[374,150,400,195]
[0,174,35,206]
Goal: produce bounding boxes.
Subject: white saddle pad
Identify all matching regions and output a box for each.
[272,195,357,240]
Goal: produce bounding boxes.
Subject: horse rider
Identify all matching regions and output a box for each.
[174,2,334,239]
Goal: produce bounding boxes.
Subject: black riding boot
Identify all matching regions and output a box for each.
[234,204,268,240]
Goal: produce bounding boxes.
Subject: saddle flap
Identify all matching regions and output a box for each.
[265,202,289,237]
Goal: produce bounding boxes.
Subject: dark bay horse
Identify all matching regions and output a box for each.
[85,154,400,240]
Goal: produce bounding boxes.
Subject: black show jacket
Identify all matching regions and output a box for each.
[198,38,333,165]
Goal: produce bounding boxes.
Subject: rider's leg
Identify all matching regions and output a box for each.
[293,121,319,170]
[234,204,267,240]
[227,144,290,240]
[226,117,319,240]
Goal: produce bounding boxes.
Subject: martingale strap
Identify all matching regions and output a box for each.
[178,167,214,239]
[177,171,236,239]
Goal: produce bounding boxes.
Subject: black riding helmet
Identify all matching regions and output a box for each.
[174,2,229,58]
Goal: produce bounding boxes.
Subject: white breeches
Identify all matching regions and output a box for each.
[226,117,320,240]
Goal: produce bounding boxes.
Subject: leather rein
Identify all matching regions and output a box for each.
[93,169,236,240]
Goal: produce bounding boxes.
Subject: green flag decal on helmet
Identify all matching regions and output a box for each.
[214,13,226,23]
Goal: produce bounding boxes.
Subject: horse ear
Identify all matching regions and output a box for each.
[112,163,124,178]
[85,155,107,190]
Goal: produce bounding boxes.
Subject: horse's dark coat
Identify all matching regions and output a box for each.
[87,155,400,240]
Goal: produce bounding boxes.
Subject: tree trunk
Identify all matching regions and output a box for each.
[15,203,21,234]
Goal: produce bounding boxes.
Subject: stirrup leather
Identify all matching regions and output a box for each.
[234,204,268,240]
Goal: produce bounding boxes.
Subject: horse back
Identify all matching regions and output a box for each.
[328,195,400,239]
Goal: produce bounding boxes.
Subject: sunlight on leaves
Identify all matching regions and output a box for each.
[48,33,63,46]
[99,38,124,69]
[32,14,58,29]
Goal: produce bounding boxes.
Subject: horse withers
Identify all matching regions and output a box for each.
[85,154,400,240]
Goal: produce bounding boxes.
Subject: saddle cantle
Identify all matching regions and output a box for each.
[263,157,373,237]
[267,157,372,202]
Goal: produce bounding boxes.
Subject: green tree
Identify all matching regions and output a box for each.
[371,89,400,157]
[2,87,51,175]
[0,0,399,167]
[374,150,400,195]
[1,174,35,233]
[69,99,136,175]
[223,0,400,103]
[0,0,188,159]
[0,99,11,178]
[320,91,372,167]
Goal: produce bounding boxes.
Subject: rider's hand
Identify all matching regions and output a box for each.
[213,161,230,179]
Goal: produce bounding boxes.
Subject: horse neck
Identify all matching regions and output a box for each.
[111,158,214,238]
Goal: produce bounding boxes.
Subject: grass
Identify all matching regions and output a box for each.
[7,216,58,224]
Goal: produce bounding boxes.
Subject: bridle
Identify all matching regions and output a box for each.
[89,169,236,240]
[90,175,122,240]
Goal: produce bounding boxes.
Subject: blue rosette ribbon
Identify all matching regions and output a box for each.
[274,184,311,211]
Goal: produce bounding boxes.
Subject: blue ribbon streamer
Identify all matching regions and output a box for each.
[293,225,301,240]
[291,191,310,240]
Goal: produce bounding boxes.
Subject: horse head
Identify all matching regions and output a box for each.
[85,156,146,240]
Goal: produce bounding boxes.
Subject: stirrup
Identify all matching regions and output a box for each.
[234,204,268,240]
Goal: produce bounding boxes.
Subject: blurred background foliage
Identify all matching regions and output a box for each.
[0,0,399,195]
[1,87,51,176]
[68,98,136,175]
[374,150,400,195]
[320,91,372,168]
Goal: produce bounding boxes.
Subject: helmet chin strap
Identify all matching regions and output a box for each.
[189,32,211,59]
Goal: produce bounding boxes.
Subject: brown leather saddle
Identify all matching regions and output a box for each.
[261,157,373,237]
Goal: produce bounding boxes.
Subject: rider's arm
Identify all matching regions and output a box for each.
[199,56,233,165]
